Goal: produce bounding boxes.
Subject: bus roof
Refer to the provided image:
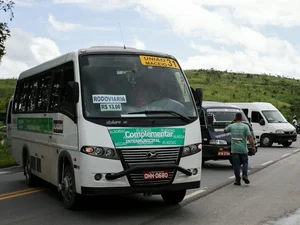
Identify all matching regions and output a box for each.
[18,46,176,80]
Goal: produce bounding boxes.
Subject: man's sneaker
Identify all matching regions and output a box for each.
[242,176,250,184]
[234,181,241,186]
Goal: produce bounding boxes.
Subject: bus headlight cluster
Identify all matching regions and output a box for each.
[182,144,201,157]
[81,146,119,160]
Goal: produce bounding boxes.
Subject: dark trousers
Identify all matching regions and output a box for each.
[232,153,248,182]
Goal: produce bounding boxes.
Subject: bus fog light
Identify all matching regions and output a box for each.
[95,147,104,156]
[105,149,115,158]
[192,168,198,175]
[94,173,102,181]
[183,147,191,156]
[191,145,198,153]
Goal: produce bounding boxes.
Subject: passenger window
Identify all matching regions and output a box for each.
[60,66,75,117]
[27,79,38,112]
[49,71,63,112]
[18,82,29,112]
[13,83,22,112]
[251,111,264,123]
[36,74,51,112]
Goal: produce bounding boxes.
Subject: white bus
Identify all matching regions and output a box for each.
[6,46,203,209]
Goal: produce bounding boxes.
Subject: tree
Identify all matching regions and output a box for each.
[0,0,14,63]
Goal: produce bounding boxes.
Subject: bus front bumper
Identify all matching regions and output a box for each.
[81,181,200,195]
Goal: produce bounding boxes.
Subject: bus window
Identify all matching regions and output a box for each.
[27,78,38,112]
[59,67,75,117]
[49,71,63,112]
[36,74,51,112]
[18,82,28,112]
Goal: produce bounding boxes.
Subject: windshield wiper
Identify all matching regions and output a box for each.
[128,110,192,123]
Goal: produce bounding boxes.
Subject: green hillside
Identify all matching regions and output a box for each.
[0,69,300,123]
[186,69,300,123]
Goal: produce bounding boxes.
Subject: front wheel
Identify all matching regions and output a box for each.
[161,190,186,204]
[260,135,273,147]
[61,164,80,210]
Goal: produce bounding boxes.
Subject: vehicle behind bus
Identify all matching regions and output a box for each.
[8,46,203,209]
[199,101,258,166]
[228,102,297,147]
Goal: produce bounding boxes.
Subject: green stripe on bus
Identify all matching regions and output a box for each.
[17,118,53,134]
[108,127,185,147]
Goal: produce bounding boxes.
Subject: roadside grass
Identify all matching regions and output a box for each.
[0,140,17,169]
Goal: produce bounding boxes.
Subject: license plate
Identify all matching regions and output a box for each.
[218,151,230,156]
[143,170,169,180]
[288,139,292,142]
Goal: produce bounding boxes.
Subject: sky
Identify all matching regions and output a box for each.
[1,0,300,79]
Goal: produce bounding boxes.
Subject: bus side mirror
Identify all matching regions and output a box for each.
[67,81,79,104]
[192,87,203,107]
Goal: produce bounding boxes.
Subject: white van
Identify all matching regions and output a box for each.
[227,102,297,147]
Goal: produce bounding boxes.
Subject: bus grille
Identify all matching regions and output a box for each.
[120,148,181,186]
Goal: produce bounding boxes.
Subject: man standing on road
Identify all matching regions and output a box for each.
[224,112,256,186]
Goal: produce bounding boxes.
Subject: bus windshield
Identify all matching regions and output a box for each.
[79,54,197,119]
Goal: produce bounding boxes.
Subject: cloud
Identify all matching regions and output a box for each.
[14,0,48,7]
[48,14,79,32]
[0,28,61,78]
[46,1,300,78]
[48,14,117,32]
[53,0,135,11]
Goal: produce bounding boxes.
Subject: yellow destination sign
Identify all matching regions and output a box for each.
[139,55,180,69]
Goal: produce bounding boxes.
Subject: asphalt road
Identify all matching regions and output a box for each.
[0,139,299,225]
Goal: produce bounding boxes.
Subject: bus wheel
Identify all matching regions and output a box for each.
[161,190,186,204]
[61,164,79,210]
[24,153,38,186]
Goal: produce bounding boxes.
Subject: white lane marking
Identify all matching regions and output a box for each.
[281,153,291,158]
[184,189,206,200]
[261,160,273,166]
[294,149,300,153]
[228,170,250,179]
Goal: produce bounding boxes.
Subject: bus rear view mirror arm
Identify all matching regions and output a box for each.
[191,87,203,108]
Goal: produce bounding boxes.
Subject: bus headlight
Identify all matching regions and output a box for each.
[81,146,119,160]
[182,144,201,157]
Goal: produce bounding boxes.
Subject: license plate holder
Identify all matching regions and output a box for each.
[218,151,231,156]
[143,170,169,180]
[288,139,292,142]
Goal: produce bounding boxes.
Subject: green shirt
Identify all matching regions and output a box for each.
[225,123,251,154]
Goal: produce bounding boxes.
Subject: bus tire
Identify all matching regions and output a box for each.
[24,151,38,187]
[61,164,79,210]
[161,190,186,204]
